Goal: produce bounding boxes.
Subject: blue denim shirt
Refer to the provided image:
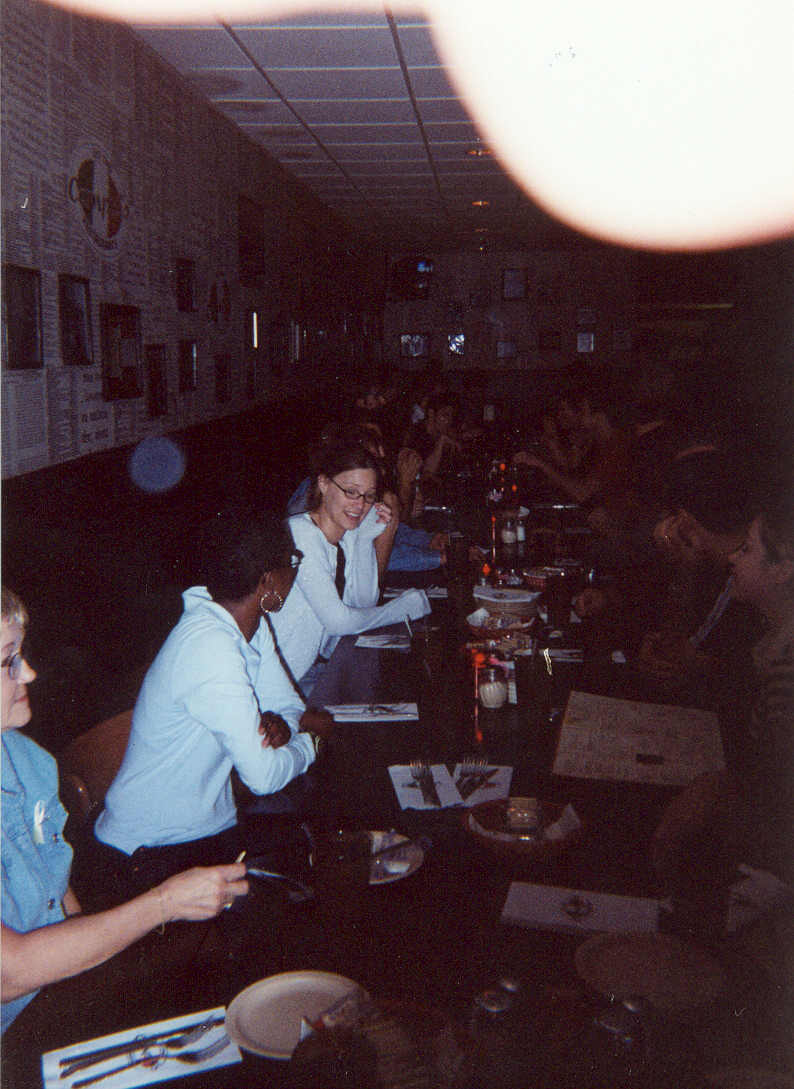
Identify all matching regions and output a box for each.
[1,731,72,1033]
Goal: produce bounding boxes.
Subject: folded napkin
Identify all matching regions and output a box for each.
[452,763,513,806]
[501,883,660,934]
[389,764,459,810]
[326,703,419,722]
[355,632,411,649]
[384,586,447,599]
[43,1008,240,1089]
[389,764,512,810]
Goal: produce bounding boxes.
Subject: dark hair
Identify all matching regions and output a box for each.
[307,440,380,511]
[666,449,756,536]
[198,507,293,602]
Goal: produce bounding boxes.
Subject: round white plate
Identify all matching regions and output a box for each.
[226,970,366,1059]
[368,832,424,885]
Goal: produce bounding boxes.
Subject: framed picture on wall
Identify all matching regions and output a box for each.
[58,275,93,365]
[447,332,465,356]
[178,340,197,392]
[400,333,430,359]
[145,343,168,417]
[2,264,42,369]
[502,268,526,301]
[100,303,142,400]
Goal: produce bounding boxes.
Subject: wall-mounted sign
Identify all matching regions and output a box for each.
[67,145,130,255]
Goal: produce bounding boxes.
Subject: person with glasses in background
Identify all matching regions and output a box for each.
[94,508,324,900]
[266,439,431,697]
[1,586,248,1033]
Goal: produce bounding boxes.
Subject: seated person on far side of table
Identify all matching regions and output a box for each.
[652,491,794,922]
[1,587,248,1034]
[514,375,647,546]
[287,425,447,575]
[268,438,431,698]
[94,507,329,900]
[403,392,464,488]
[577,451,762,699]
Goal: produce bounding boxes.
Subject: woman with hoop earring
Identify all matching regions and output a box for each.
[94,507,323,899]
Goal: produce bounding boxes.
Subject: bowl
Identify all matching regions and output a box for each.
[466,607,535,642]
[472,586,541,619]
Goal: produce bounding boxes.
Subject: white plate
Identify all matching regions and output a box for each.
[369,831,424,885]
[226,971,365,1059]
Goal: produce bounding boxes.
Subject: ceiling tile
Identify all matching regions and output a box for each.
[261,68,407,99]
[234,26,399,69]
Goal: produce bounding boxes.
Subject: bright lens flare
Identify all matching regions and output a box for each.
[37,0,794,251]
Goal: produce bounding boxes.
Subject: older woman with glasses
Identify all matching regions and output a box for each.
[94,507,321,898]
[266,439,431,696]
[1,587,248,1033]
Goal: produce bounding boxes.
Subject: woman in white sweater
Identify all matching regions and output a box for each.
[265,440,430,695]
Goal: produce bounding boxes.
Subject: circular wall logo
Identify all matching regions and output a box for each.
[67,146,130,254]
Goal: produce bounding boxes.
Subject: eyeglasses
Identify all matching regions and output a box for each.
[330,479,377,505]
[1,651,23,680]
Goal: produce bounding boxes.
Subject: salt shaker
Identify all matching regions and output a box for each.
[479,666,508,708]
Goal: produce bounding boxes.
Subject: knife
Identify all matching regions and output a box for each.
[458,767,499,800]
[416,772,441,808]
[59,1015,225,1074]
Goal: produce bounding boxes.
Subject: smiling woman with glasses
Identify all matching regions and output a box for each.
[1,586,248,1035]
[266,438,431,697]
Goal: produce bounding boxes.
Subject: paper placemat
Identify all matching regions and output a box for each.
[355,632,411,649]
[326,703,419,722]
[552,690,725,786]
[501,882,659,934]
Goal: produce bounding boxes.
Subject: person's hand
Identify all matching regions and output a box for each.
[650,771,726,880]
[300,707,335,739]
[374,496,395,526]
[653,510,705,567]
[259,711,291,748]
[573,587,607,619]
[637,630,703,681]
[428,532,448,558]
[397,447,422,484]
[157,863,249,921]
[636,631,680,679]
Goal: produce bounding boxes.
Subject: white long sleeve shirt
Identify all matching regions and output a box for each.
[266,508,431,686]
[95,588,315,854]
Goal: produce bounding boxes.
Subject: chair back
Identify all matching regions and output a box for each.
[58,709,133,826]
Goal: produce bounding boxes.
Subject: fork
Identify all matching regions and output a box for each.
[455,755,488,797]
[71,1035,231,1087]
[409,760,441,807]
[61,1016,223,1076]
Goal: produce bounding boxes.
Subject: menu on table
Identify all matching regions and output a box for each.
[552,690,725,786]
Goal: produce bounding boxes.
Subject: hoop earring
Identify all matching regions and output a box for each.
[260,590,284,614]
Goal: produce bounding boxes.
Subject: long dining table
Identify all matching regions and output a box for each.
[3,562,791,1089]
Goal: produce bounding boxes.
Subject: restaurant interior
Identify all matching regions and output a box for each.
[2,0,794,1086]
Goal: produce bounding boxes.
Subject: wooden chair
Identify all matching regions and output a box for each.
[58,709,133,830]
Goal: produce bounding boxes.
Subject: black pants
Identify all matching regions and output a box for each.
[91,823,246,905]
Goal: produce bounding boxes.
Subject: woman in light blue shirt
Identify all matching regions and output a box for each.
[95,510,324,893]
[1,587,247,1033]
